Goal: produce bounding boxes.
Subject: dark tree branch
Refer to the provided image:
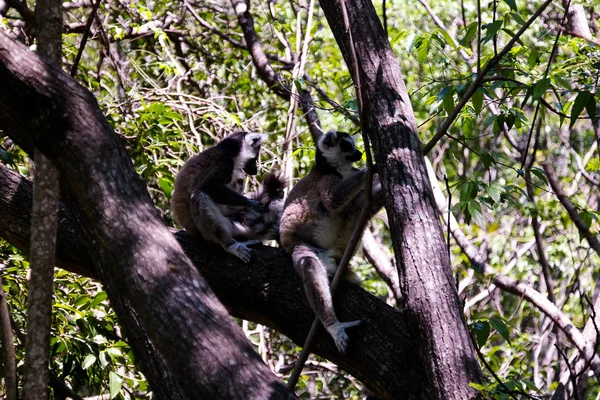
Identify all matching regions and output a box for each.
[70,0,102,77]
[0,162,420,400]
[0,31,296,400]
[230,0,323,143]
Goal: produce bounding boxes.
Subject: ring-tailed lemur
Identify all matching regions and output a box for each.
[171,131,284,262]
[280,130,385,353]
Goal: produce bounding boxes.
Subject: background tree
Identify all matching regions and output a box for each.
[0,0,599,398]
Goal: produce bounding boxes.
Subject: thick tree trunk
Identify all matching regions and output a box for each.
[318,0,485,398]
[0,31,296,400]
[0,162,423,399]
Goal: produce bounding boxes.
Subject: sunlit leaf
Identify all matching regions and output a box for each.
[109,371,123,399]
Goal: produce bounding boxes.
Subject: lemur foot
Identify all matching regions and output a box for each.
[325,320,361,353]
[226,242,253,263]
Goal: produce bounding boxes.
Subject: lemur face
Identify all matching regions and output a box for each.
[319,131,363,166]
[241,132,263,175]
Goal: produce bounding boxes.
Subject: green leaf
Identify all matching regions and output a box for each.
[442,89,455,115]
[510,11,526,26]
[109,371,123,399]
[481,153,496,169]
[472,89,484,114]
[158,177,173,198]
[463,116,475,138]
[467,200,485,227]
[529,167,547,184]
[391,30,408,45]
[82,354,96,370]
[587,157,600,172]
[91,291,108,308]
[460,181,472,202]
[461,22,478,45]
[520,379,541,392]
[435,27,457,49]
[532,78,550,101]
[581,210,592,229]
[472,320,491,348]
[417,37,430,63]
[489,317,511,345]
[503,0,517,11]
[486,185,502,203]
[406,33,419,55]
[585,95,597,122]
[570,91,591,129]
[483,20,503,42]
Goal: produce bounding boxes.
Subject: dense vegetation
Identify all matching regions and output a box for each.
[1,0,599,398]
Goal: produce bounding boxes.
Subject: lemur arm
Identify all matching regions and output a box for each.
[321,169,367,210]
[201,184,260,207]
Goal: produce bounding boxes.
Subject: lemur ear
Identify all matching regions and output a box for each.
[322,131,337,148]
[244,132,263,147]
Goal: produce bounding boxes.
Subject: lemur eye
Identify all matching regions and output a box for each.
[339,140,353,152]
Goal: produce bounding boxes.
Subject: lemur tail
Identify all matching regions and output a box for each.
[237,172,286,242]
[253,172,286,205]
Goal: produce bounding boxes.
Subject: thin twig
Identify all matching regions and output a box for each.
[423,0,554,155]
[519,0,571,170]
[70,0,102,77]
[556,344,580,400]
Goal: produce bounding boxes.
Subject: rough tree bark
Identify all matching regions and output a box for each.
[0,31,296,400]
[318,0,485,398]
[23,0,62,397]
[0,162,421,399]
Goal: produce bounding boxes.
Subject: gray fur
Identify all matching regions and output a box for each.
[280,130,384,353]
[171,131,273,263]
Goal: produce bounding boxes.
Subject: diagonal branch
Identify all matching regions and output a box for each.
[0,162,420,400]
[543,163,600,257]
[423,0,554,154]
[230,0,323,143]
[425,158,600,379]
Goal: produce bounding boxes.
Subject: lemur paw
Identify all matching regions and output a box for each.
[226,242,253,263]
[326,320,361,353]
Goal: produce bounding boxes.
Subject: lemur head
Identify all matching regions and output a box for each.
[220,131,263,175]
[316,131,362,171]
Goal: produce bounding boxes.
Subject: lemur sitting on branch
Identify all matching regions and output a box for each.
[171,131,285,263]
[280,130,385,353]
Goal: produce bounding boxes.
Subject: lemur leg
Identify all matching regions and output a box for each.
[292,245,361,353]
[190,190,253,263]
